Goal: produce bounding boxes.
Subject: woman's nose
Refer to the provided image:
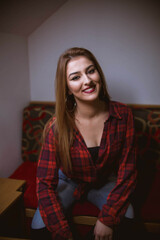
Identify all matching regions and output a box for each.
[83,74,91,84]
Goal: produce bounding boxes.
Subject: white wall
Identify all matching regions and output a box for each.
[0,33,30,177]
[28,0,160,105]
[0,0,159,177]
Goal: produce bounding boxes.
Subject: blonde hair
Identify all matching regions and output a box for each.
[53,47,110,173]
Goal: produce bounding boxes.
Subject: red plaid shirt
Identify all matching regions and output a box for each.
[37,101,137,239]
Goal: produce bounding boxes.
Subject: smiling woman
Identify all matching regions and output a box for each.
[31,47,137,240]
[54,48,110,172]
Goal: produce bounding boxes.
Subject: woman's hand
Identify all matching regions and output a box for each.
[94,219,113,240]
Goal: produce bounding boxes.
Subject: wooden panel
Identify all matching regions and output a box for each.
[0,237,29,240]
[25,208,36,218]
[144,222,160,234]
[29,101,160,109]
[0,178,26,215]
[25,208,160,234]
[73,216,97,225]
[128,104,160,108]
[30,101,55,105]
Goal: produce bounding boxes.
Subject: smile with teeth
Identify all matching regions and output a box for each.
[83,86,96,93]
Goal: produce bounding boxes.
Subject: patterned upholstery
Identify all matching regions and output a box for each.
[22,103,55,162]
[130,106,160,221]
[132,107,160,164]
[22,103,160,167]
[10,103,160,225]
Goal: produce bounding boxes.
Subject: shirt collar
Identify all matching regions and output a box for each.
[107,101,122,120]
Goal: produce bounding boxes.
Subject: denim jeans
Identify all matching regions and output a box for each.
[31,170,134,229]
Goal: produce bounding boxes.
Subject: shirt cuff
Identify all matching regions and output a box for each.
[51,225,72,239]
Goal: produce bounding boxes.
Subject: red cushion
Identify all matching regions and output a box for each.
[72,201,99,216]
[141,165,160,221]
[10,161,38,208]
[9,160,160,223]
[72,201,99,237]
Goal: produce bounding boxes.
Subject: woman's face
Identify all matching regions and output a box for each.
[66,56,101,105]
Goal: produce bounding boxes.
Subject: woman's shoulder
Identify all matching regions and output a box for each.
[109,100,133,118]
[44,116,57,136]
[110,100,131,111]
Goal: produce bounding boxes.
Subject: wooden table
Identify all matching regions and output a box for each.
[0,178,26,238]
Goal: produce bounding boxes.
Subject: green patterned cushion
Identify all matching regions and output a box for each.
[132,106,160,165]
[20,103,160,221]
[22,103,55,162]
[22,103,160,166]
[130,106,160,220]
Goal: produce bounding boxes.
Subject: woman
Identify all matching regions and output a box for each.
[31,47,137,240]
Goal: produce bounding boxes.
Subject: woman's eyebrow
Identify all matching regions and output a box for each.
[68,71,80,78]
[86,64,95,71]
[68,64,95,78]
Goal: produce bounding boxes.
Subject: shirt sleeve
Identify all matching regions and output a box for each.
[36,124,72,239]
[98,107,137,227]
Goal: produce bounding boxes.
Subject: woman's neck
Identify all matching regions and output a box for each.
[75,99,107,120]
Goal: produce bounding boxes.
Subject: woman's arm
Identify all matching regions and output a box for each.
[37,124,72,239]
[98,107,137,228]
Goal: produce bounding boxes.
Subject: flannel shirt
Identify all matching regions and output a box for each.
[37,101,137,239]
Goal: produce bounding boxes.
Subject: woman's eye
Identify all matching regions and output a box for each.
[88,68,95,74]
[71,76,80,81]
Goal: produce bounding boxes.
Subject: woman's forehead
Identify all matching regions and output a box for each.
[66,56,94,75]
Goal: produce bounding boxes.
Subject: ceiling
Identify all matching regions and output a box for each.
[0,0,68,36]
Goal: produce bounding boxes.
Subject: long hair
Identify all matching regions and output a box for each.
[53,47,110,173]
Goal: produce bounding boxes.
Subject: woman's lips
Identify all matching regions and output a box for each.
[83,86,96,93]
